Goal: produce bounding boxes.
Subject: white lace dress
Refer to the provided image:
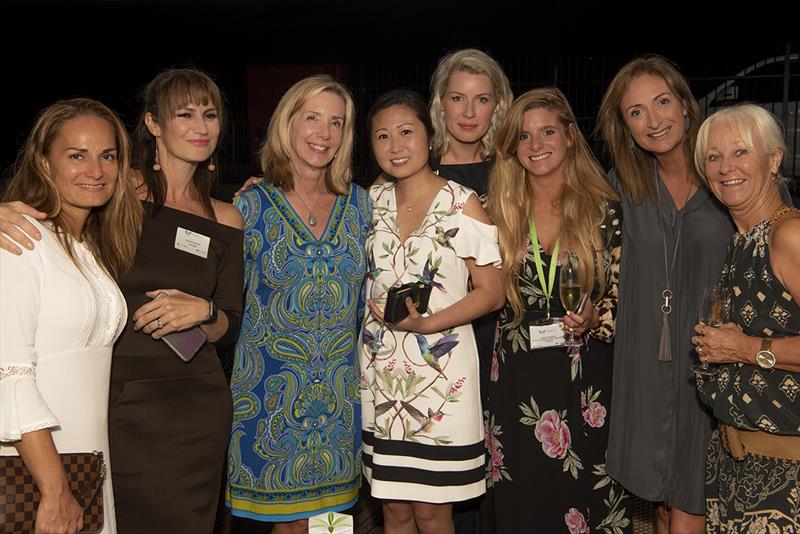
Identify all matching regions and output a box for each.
[0,218,126,533]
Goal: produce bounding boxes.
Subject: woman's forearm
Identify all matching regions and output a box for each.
[12,428,69,496]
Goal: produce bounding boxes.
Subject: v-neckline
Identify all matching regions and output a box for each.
[391,180,449,245]
[266,182,348,242]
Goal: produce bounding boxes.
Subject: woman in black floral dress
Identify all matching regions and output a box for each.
[692,104,800,531]
[482,88,630,533]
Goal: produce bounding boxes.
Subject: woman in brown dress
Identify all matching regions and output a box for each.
[107,68,243,534]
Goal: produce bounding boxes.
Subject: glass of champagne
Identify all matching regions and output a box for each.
[559,252,584,347]
[367,283,392,356]
[694,285,727,378]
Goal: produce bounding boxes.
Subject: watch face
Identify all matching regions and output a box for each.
[756,350,776,369]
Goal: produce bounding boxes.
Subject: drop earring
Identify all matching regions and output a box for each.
[152,145,162,172]
[207,156,216,172]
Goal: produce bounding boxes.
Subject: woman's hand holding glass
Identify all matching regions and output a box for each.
[559,252,585,347]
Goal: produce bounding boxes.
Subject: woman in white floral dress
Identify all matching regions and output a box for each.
[360,89,503,534]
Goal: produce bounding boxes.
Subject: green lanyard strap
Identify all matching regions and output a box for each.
[529,216,560,318]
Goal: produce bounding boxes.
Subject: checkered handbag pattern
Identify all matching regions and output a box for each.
[0,450,105,533]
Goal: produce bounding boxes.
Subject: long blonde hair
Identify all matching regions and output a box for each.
[597,55,700,204]
[487,88,617,325]
[260,75,355,195]
[429,48,513,161]
[3,98,142,279]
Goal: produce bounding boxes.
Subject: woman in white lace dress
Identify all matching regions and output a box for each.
[0,98,141,534]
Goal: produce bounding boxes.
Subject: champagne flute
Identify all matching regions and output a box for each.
[366,284,392,356]
[694,285,726,378]
[559,252,584,347]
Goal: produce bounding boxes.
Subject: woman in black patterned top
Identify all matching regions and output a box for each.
[692,104,800,532]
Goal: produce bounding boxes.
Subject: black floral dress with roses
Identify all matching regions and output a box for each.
[481,202,631,534]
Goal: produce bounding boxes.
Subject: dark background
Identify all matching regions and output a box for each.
[2,1,798,196]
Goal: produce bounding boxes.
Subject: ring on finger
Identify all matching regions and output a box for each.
[157,318,164,329]
[700,324,706,335]
[697,346,703,354]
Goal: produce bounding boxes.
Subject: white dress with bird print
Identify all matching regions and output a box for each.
[360,180,501,503]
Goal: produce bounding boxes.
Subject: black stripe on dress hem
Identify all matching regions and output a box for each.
[362,431,484,461]
[368,463,485,487]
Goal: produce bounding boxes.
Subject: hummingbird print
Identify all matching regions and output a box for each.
[401,401,445,433]
[414,333,459,379]
[434,226,459,249]
[414,258,445,292]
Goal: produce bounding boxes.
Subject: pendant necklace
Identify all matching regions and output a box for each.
[294,189,321,227]
[656,178,695,362]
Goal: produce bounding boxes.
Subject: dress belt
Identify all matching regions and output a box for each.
[719,422,800,462]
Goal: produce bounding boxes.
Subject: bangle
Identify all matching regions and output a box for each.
[203,299,217,324]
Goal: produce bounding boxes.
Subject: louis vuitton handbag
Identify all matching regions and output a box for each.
[0,450,105,533]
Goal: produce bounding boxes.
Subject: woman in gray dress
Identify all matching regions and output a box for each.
[596,55,733,533]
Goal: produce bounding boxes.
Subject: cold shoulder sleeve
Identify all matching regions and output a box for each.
[0,220,59,442]
[450,212,502,268]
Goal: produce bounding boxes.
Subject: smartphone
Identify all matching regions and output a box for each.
[574,293,590,315]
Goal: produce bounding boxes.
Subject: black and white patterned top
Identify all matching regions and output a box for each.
[699,212,800,435]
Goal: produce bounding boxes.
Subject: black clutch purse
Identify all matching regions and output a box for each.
[384,282,432,324]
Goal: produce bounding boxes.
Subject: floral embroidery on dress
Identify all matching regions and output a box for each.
[520,397,582,478]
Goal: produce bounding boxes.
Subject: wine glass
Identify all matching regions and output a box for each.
[559,252,584,347]
[694,285,727,378]
[366,284,392,356]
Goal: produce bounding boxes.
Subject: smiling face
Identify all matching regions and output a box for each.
[371,104,431,181]
[46,115,118,234]
[516,107,573,183]
[149,100,220,168]
[703,121,782,212]
[289,90,345,178]
[442,71,496,147]
[620,74,687,156]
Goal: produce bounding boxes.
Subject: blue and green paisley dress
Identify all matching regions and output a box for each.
[226,181,371,522]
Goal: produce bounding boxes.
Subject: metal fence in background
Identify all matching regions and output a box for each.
[218,43,798,201]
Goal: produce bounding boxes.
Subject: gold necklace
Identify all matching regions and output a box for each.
[399,177,443,213]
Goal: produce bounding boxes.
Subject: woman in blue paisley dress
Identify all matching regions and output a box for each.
[692,105,800,532]
[227,75,370,533]
[360,89,504,534]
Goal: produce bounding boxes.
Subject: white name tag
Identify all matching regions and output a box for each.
[529,318,567,350]
[174,227,210,259]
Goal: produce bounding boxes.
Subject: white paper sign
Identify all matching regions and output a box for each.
[174,227,210,259]
[529,318,567,350]
[308,511,353,534]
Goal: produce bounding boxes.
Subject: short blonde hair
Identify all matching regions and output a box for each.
[695,104,787,184]
[260,75,355,195]
[429,48,512,161]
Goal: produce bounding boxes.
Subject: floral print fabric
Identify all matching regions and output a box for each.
[482,202,631,533]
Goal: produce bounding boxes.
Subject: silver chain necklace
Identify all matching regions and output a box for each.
[294,190,321,227]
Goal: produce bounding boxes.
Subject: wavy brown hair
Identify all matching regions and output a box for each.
[133,67,224,218]
[260,75,355,195]
[3,98,142,279]
[429,48,513,162]
[597,55,700,204]
[487,88,617,326]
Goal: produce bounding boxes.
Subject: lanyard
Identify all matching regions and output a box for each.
[529,216,560,318]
